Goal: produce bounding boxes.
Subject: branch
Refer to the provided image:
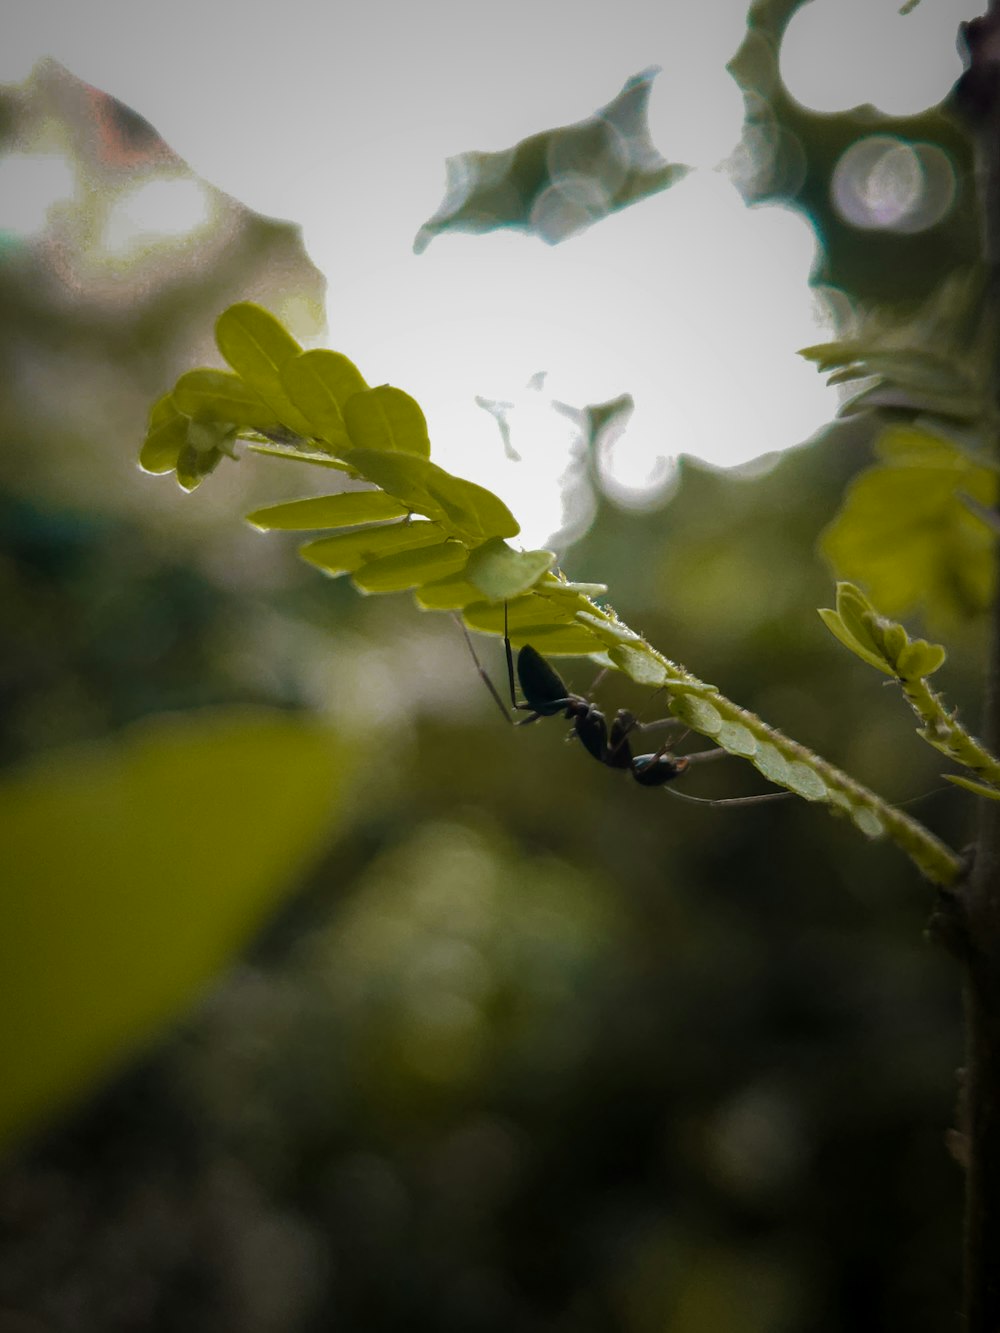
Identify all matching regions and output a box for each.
[952,11,1000,1327]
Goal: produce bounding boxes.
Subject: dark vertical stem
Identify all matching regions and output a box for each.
[955,10,1000,1328]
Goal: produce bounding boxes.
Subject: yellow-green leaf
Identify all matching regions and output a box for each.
[247,491,408,531]
[352,539,468,593]
[944,774,1000,800]
[214,303,314,437]
[280,349,367,449]
[346,449,519,543]
[465,538,555,601]
[414,572,485,610]
[139,394,189,475]
[343,385,431,457]
[247,443,352,471]
[818,608,893,674]
[300,519,445,576]
[173,368,281,431]
[822,428,997,621]
[896,638,947,679]
[0,708,347,1151]
[175,440,223,492]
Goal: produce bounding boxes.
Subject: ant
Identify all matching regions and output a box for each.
[459,609,789,805]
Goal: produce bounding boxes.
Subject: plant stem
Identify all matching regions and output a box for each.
[953,11,1000,1326]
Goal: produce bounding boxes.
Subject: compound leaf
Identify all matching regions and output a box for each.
[214,303,314,437]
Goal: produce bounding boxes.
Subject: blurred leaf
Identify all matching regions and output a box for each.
[0,708,347,1151]
[821,427,997,620]
[172,369,282,431]
[214,303,314,437]
[839,382,980,423]
[800,272,989,428]
[300,519,445,576]
[247,490,409,531]
[466,538,556,601]
[414,67,689,250]
[945,774,1000,800]
[281,349,368,449]
[352,539,468,593]
[343,386,431,458]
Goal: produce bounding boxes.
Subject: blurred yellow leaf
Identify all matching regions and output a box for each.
[0,708,348,1151]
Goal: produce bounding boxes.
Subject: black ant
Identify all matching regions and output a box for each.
[459,610,788,805]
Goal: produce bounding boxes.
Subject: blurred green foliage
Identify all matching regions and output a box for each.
[414,68,690,251]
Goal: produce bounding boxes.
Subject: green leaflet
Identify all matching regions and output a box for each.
[818,607,892,675]
[502,623,608,654]
[896,639,947,679]
[300,519,445,576]
[139,394,189,475]
[172,368,282,431]
[352,539,469,593]
[466,538,556,601]
[463,590,590,633]
[247,444,352,471]
[824,350,975,397]
[839,382,981,423]
[346,449,519,543]
[214,303,315,438]
[247,490,409,531]
[462,593,605,653]
[280,349,367,449]
[176,447,221,491]
[343,385,431,457]
[819,583,948,680]
[414,572,486,610]
[945,774,1000,801]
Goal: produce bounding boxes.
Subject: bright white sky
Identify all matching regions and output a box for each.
[0,0,983,545]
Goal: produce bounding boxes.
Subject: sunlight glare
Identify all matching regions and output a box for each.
[780,0,983,116]
[101,176,215,257]
[0,151,75,238]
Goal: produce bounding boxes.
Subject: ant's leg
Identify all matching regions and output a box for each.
[656,742,790,803]
[681,747,728,766]
[455,615,513,724]
[605,710,636,770]
[502,603,542,724]
[627,717,690,740]
[503,602,518,710]
[588,666,610,696]
[665,786,792,808]
[608,709,686,770]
